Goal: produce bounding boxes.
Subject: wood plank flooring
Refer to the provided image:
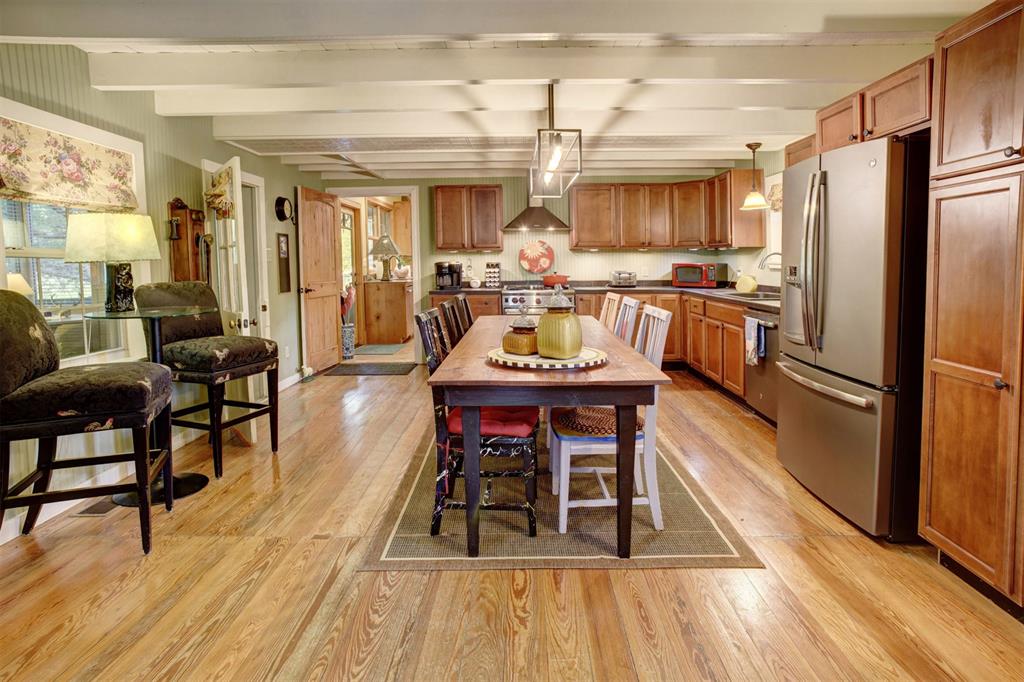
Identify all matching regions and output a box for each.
[2,367,1023,680]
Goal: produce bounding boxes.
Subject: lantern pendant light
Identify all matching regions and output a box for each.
[739,142,770,211]
[529,84,582,199]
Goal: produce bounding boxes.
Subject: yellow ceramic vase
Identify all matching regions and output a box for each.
[537,309,583,359]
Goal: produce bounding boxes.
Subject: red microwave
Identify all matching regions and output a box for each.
[671,263,729,288]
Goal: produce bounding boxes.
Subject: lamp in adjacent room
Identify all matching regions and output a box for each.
[64,212,162,312]
[4,272,34,297]
[739,142,770,211]
[368,233,401,282]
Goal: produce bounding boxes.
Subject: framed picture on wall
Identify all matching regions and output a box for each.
[277,233,291,293]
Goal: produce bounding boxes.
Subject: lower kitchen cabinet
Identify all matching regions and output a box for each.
[722,323,746,396]
[575,292,602,318]
[688,310,706,374]
[430,292,501,320]
[704,319,724,383]
[655,294,684,361]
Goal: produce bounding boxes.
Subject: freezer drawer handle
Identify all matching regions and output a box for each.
[778,361,875,409]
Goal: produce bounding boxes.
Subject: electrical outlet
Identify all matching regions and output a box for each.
[284,346,291,359]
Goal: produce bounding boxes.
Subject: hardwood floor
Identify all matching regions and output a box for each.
[2,368,1023,680]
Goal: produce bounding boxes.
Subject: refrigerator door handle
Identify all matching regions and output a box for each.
[798,171,816,347]
[812,171,826,348]
[802,172,820,350]
[778,361,875,409]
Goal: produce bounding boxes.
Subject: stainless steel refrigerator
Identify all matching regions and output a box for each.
[778,133,928,541]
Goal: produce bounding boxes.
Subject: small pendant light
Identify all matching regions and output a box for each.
[739,142,770,211]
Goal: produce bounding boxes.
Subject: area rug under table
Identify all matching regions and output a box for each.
[361,440,761,570]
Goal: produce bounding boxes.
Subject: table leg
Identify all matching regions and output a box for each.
[616,405,638,559]
[463,406,482,557]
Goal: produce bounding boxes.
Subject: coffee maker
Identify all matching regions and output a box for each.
[435,261,463,289]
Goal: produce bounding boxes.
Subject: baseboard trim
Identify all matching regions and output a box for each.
[0,460,134,545]
[279,372,301,391]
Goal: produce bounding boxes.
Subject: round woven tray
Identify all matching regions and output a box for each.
[487,346,608,370]
[554,406,645,435]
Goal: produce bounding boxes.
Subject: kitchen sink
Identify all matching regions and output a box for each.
[721,292,781,301]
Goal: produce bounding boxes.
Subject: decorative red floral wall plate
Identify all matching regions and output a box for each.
[518,240,554,273]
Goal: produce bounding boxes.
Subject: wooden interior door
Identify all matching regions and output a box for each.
[297,186,342,372]
[932,2,1024,178]
[919,172,1023,598]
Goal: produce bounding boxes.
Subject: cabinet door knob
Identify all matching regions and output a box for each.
[847,134,857,142]
[862,129,873,138]
[995,378,1009,390]
[1004,146,1020,158]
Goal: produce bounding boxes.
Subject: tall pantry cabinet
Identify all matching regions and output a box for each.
[919,0,1024,604]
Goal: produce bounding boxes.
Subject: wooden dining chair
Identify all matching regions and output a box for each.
[438,298,465,346]
[612,296,640,342]
[548,303,672,533]
[454,293,474,331]
[415,309,539,537]
[598,292,621,331]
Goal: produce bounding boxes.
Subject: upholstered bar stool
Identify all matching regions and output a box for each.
[134,282,279,478]
[0,290,173,554]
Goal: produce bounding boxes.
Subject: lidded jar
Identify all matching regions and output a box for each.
[537,284,582,359]
[502,308,539,356]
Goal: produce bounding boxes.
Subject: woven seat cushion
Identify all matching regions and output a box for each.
[551,406,644,442]
[163,335,278,373]
[1,362,172,429]
[447,406,539,439]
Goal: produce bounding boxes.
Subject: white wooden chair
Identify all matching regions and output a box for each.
[549,304,672,533]
[612,295,639,342]
[598,292,621,331]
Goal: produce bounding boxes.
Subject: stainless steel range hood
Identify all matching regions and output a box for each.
[503,196,570,232]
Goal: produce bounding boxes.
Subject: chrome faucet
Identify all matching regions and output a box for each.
[758,251,782,269]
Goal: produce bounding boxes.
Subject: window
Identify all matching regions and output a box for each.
[2,199,123,359]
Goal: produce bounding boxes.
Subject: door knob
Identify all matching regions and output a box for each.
[1004,146,1020,158]
[862,129,873,138]
[995,378,1009,390]
[298,286,314,294]
[847,134,857,142]
[250,317,258,326]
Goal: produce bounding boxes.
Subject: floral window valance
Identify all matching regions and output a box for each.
[0,116,138,211]
[203,166,234,219]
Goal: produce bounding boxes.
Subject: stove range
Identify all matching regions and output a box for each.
[501,285,576,314]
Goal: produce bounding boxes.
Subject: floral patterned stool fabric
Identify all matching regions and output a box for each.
[134,282,279,479]
[0,290,173,554]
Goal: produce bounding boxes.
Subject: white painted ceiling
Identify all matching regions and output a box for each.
[0,0,987,180]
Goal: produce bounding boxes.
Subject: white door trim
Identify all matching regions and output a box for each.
[326,185,421,362]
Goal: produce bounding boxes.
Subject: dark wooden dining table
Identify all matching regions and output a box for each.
[427,314,671,558]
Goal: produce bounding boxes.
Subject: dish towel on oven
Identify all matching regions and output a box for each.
[744,316,765,366]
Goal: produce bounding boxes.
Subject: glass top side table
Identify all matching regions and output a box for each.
[85,306,219,506]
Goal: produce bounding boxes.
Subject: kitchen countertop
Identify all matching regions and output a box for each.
[430,281,781,314]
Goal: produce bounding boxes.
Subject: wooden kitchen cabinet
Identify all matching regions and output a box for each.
[688,304,706,374]
[433,184,503,251]
[708,170,766,249]
[672,180,706,247]
[430,292,501,319]
[570,184,618,248]
[816,94,862,153]
[704,319,724,384]
[655,294,683,361]
[391,197,412,256]
[575,293,602,318]
[647,184,673,247]
[618,184,648,247]
[722,323,746,396]
[861,56,932,141]
[932,2,1024,179]
[364,280,414,344]
[785,134,816,168]
[920,171,1024,600]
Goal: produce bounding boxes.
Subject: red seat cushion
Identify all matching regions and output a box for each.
[447,406,539,438]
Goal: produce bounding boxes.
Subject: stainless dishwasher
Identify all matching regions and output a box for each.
[745,312,779,422]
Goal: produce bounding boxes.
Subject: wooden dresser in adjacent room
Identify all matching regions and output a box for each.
[919,0,1024,606]
[363,280,414,344]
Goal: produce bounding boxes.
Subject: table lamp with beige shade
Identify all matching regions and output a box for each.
[64,212,162,312]
[3,272,34,297]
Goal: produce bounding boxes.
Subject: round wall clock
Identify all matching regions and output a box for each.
[274,196,294,223]
[519,240,555,274]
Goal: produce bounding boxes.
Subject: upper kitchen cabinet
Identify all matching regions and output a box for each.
[784,135,816,168]
[816,94,862,153]
[709,170,766,249]
[618,184,673,248]
[570,184,619,248]
[433,184,504,251]
[861,56,932,141]
[672,180,706,247]
[932,2,1024,179]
